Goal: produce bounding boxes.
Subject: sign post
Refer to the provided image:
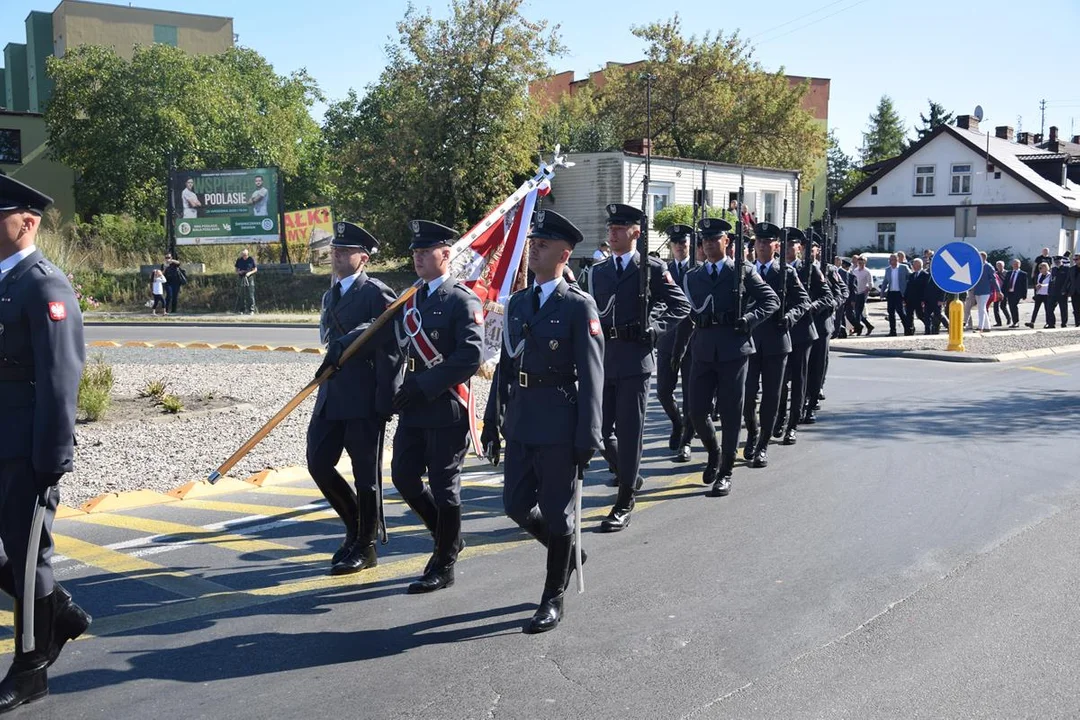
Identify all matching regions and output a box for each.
[931,240,984,352]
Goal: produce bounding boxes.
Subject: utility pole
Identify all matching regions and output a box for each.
[1040,99,1047,137]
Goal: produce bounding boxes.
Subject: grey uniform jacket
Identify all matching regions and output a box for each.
[0,250,85,473]
[588,252,690,380]
[790,260,829,346]
[684,260,780,363]
[656,258,693,358]
[817,264,843,336]
[486,279,604,451]
[315,271,403,421]
[750,262,811,356]
[397,277,484,428]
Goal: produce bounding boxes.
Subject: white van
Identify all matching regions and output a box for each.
[859,252,892,299]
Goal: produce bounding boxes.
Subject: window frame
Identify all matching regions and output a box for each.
[762,191,779,224]
[648,182,674,218]
[950,163,972,195]
[876,222,896,252]
[0,128,22,164]
[913,164,936,196]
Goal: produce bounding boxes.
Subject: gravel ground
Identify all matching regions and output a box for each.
[69,347,491,507]
[833,327,1080,354]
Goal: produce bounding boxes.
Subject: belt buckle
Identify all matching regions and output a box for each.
[518,371,529,388]
[607,326,618,339]
[408,357,417,372]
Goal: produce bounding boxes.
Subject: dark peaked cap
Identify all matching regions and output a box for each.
[780,227,807,246]
[332,221,379,253]
[605,203,645,226]
[0,174,52,215]
[408,219,458,250]
[529,209,584,247]
[666,224,692,241]
[698,217,733,237]
[753,222,781,240]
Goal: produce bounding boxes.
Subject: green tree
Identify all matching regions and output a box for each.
[537,83,620,153]
[337,0,561,254]
[827,130,862,203]
[598,16,825,180]
[914,99,954,142]
[45,44,326,219]
[859,95,909,166]
[652,203,713,234]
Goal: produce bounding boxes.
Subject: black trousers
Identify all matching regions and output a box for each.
[601,373,650,491]
[503,442,575,536]
[391,423,469,508]
[851,293,870,330]
[886,291,909,332]
[1006,295,1022,326]
[1072,294,1080,326]
[307,413,382,530]
[1054,295,1069,326]
[780,342,813,430]
[743,352,787,448]
[0,459,58,600]
[1030,295,1050,325]
[689,356,748,458]
[992,299,1010,325]
[656,350,689,433]
[806,334,830,410]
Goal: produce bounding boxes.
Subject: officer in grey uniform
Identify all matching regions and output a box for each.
[482,209,603,633]
[588,203,690,532]
[742,223,810,468]
[655,224,694,462]
[683,218,779,495]
[308,222,402,576]
[0,174,92,713]
[392,220,484,593]
[775,229,833,444]
[805,237,845,421]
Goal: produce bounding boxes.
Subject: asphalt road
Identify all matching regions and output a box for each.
[10,352,1080,719]
[85,323,321,348]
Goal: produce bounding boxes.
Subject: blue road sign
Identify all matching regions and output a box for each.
[931,241,984,294]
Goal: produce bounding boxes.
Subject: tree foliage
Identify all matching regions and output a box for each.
[859,95,909,166]
[45,44,326,220]
[914,99,954,142]
[333,0,561,254]
[598,17,825,179]
[537,83,620,154]
[827,130,862,203]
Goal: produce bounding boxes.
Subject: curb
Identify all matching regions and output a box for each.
[833,342,1080,364]
[85,320,318,329]
[88,339,323,355]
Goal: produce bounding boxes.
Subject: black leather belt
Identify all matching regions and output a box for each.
[605,322,641,341]
[517,370,576,388]
[407,357,440,373]
[691,312,736,328]
[0,366,34,382]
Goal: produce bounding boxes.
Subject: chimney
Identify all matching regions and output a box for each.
[994,126,1015,141]
[1034,133,1044,144]
[1049,126,1059,143]
[955,115,979,131]
[1017,132,1031,145]
[623,138,652,155]
[1072,135,1080,144]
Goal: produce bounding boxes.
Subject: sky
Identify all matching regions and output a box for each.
[3,0,1079,158]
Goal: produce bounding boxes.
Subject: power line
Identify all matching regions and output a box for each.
[756,0,877,46]
[748,0,851,41]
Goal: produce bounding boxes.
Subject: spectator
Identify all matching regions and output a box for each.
[150,269,167,315]
[849,255,875,335]
[592,241,610,263]
[992,260,1011,327]
[923,248,934,266]
[1025,262,1052,328]
[1070,254,1080,328]
[1049,255,1070,328]
[922,257,947,334]
[1003,259,1027,329]
[1032,247,1052,280]
[880,253,912,336]
[896,250,910,268]
[971,251,995,332]
[906,258,929,331]
[162,254,185,314]
[235,248,258,314]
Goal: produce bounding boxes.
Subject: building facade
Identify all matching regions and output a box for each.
[834,117,1080,261]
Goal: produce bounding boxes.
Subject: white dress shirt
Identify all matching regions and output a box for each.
[532,277,560,308]
[0,245,36,281]
[887,266,900,291]
[424,272,452,295]
[336,267,365,295]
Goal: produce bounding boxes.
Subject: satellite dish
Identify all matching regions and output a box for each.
[974,105,984,122]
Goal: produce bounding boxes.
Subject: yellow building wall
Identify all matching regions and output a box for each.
[0,111,76,220]
[53,0,233,59]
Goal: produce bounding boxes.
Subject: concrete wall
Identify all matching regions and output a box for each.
[26,11,54,113]
[3,44,29,112]
[0,111,76,220]
[53,0,233,59]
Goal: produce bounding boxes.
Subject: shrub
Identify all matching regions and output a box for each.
[78,354,114,421]
[159,394,184,414]
[139,378,169,399]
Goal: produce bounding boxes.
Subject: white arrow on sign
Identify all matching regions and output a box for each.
[939,249,972,286]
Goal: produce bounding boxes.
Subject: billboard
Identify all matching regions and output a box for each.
[172,168,281,245]
[284,206,334,244]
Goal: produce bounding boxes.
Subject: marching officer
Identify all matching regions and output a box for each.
[0,174,92,713]
[588,203,690,532]
[391,220,484,593]
[482,209,603,633]
[742,223,810,468]
[775,229,833,444]
[655,224,694,462]
[805,238,843,421]
[683,218,779,495]
[307,222,402,576]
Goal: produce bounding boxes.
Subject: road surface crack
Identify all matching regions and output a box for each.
[485,687,502,720]
[546,654,588,691]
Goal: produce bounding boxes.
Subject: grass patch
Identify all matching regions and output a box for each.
[159,394,185,414]
[78,354,115,421]
[138,378,169,399]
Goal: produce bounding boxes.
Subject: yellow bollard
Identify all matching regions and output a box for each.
[947,298,965,352]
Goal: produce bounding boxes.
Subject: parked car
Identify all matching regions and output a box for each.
[859,252,892,299]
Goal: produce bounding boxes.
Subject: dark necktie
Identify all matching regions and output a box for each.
[418,282,429,303]
[329,282,342,311]
[532,285,542,313]
[708,263,717,279]
[615,256,624,277]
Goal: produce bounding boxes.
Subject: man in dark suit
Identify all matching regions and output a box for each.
[1049,255,1070,328]
[308,222,402,576]
[588,204,689,532]
[905,258,930,331]
[392,220,484,594]
[483,209,603,633]
[0,174,92,713]
[684,217,779,495]
[655,225,694,462]
[1003,258,1028,329]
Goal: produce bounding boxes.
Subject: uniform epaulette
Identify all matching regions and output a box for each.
[566,284,589,298]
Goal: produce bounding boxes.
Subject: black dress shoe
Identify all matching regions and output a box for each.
[330,534,357,566]
[742,432,758,462]
[772,418,786,439]
[1025,322,1034,328]
[600,486,635,532]
[751,447,768,468]
[408,563,455,593]
[410,506,461,593]
[0,665,47,715]
[702,449,719,485]
[709,455,734,496]
[330,542,377,576]
[529,534,573,633]
[802,409,817,424]
[527,589,565,634]
[782,427,797,445]
[1045,324,1055,329]
[49,584,91,667]
[675,444,691,463]
[818,391,826,401]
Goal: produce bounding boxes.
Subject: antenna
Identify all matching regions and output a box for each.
[973,105,984,122]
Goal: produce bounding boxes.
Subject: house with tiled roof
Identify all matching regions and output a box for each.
[834,116,1080,260]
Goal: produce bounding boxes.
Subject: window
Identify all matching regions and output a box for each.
[649,183,673,217]
[763,192,778,223]
[153,24,178,46]
[914,165,935,195]
[876,222,896,252]
[950,163,972,194]
[0,129,21,164]
[693,189,713,209]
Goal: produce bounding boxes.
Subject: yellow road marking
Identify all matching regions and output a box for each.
[181,498,342,522]
[1016,365,1067,376]
[52,534,231,599]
